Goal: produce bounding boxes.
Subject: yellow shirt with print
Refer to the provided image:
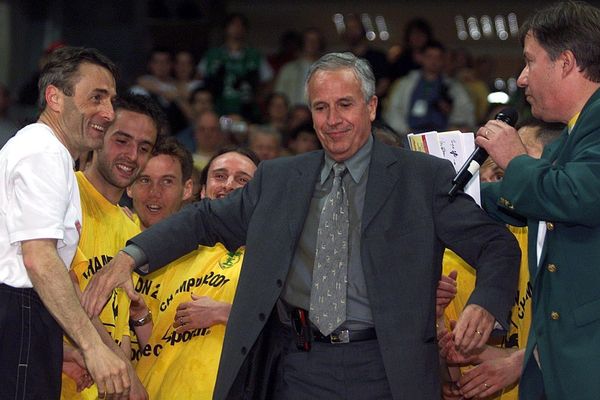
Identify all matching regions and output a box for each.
[134,243,244,400]
[443,226,530,400]
[61,171,140,400]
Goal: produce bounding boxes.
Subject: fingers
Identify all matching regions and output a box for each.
[453,305,493,354]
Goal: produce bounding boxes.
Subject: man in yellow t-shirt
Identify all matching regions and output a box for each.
[127,141,260,399]
[439,119,563,400]
[61,93,161,399]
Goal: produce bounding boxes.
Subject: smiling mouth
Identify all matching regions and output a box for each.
[145,204,162,213]
[116,163,134,175]
[90,123,105,132]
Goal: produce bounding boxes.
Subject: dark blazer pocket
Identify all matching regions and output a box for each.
[573,297,600,327]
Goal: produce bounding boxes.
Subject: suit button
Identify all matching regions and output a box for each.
[258,313,266,321]
[546,222,555,231]
[551,311,560,320]
[547,264,557,272]
[276,279,283,288]
[241,346,247,355]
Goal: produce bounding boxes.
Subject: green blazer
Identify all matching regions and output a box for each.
[482,88,600,400]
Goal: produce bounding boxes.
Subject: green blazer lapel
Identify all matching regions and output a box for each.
[362,140,401,231]
[285,151,322,240]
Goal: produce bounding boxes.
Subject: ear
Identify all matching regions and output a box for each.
[368,95,378,122]
[182,178,194,201]
[560,50,576,77]
[45,85,63,113]
[126,185,133,198]
[199,184,206,200]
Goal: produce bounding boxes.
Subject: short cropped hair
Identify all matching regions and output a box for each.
[151,136,194,182]
[519,1,600,82]
[305,52,376,103]
[38,46,118,109]
[114,92,167,137]
[517,117,565,147]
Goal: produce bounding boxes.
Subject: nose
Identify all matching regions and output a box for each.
[101,100,115,122]
[148,182,162,197]
[224,176,237,193]
[517,66,528,88]
[326,107,342,126]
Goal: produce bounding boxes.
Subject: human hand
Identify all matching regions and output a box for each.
[173,294,232,333]
[82,343,130,399]
[82,251,137,317]
[63,344,93,392]
[453,304,494,355]
[475,120,527,170]
[126,363,149,400]
[442,382,464,400]
[437,270,458,319]
[438,321,480,366]
[458,350,522,399]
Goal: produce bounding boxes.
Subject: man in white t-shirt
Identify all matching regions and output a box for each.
[0,47,133,399]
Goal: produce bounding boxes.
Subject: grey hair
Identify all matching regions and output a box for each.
[305,52,376,103]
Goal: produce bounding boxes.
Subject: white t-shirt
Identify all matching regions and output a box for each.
[0,123,82,288]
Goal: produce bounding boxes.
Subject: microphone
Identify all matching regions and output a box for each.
[448,107,518,199]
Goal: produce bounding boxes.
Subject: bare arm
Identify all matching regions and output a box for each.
[22,239,130,398]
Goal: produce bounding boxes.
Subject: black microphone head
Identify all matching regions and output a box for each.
[495,107,519,127]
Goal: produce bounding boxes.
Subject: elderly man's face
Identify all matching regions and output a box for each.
[517,32,563,122]
[308,68,377,162]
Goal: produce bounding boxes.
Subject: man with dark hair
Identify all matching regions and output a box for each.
[0,46,130,399]
[84,52,519,400]
[199,13,273,122]
[384,40,475,135]
[62,92,161,399]
[128,143,259,398]
[475,2,600,399]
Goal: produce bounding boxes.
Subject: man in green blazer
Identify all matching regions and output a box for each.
[476,2,600,399]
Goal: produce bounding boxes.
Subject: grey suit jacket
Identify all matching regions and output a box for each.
[131,138,520,400]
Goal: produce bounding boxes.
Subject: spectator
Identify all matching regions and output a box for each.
[175,87,215,153]
[199,13,273,122]
[248,125,282,160]
[388,18,433,81]
[384,41,475,134]
[262,92,289,136]
[343,14,390,99]
[275,28,325,107]
[192,110,227,170]
[287,122,320,155]
[131,48,188,134]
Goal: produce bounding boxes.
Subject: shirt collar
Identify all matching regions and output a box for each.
[320,134,373,185]
[567,112,580,134]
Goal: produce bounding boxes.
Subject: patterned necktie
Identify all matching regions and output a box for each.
[310,162,349,336]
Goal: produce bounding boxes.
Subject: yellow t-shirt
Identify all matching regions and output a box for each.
[61,172,141,400]
[442,226,531,400]
[134,243,244,399]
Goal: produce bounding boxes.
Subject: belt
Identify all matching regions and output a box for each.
[312,328,377,344]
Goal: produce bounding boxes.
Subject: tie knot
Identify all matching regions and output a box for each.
[332,163,346,178]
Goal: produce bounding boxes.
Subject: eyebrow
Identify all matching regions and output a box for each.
[113,131,155,147]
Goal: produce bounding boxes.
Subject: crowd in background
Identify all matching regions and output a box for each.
[0,12,526,164]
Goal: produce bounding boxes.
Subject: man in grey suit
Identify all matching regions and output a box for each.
[83,52,520,399]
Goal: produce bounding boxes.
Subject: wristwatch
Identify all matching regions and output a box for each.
[130,311,152,327]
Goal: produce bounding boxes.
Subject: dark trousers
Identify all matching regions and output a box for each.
[273,324,392,400]
[0,284,63,400]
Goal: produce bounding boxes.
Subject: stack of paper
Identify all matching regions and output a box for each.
[407,130,481,205]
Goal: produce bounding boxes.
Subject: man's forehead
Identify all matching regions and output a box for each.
[73,63,116,91]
